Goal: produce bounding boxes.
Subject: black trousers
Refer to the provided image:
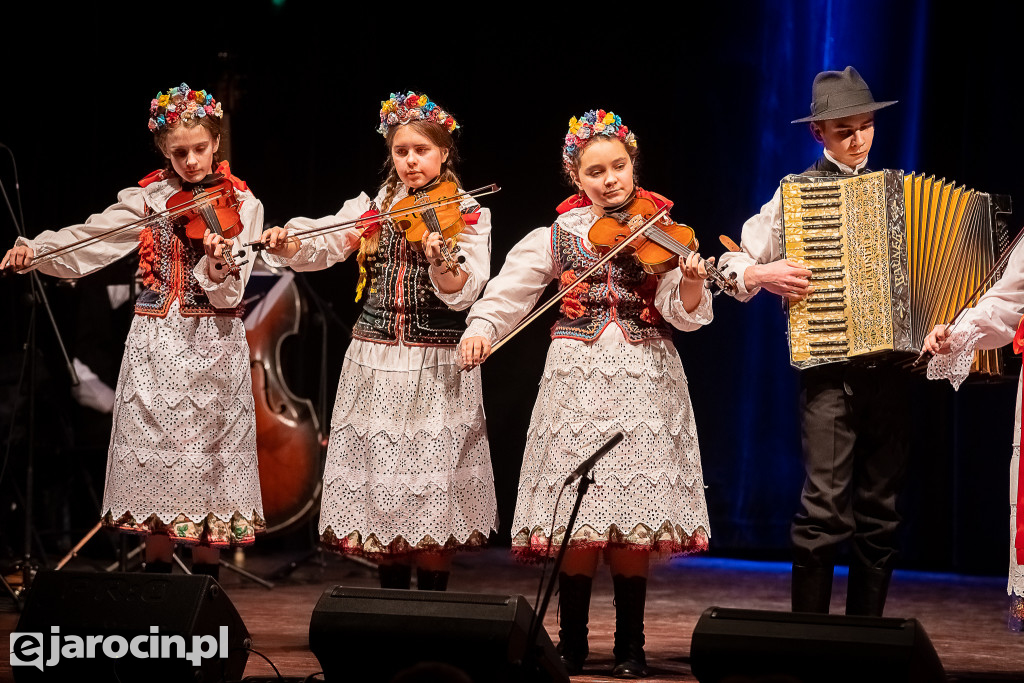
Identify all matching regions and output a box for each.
[791,363,912,571]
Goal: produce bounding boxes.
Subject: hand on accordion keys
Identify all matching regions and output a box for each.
[747,258,814,301]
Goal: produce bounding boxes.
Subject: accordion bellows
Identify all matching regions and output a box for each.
[781,169,1011,372]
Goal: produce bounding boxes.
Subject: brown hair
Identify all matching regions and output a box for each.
[378,119,460,211]
[562,135,640,189]
[153,115,223,176]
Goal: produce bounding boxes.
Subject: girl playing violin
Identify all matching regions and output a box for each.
[460,109,713,678]
[923,243,1024,630]
[0,83,265,580]
[259,92,497,591]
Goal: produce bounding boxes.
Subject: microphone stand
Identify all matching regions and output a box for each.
[521,432,623,680]
[526,471,595,656]
[0,144,79,609]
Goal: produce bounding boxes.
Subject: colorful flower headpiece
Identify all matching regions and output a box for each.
[562,109,636,169]
[378,91,458,137]
[148,83,223,132]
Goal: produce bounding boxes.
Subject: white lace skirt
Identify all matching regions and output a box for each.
[511,327,710,560]
[101,301,264,546]
[318,338,497,556]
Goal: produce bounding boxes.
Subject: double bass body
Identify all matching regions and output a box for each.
[245,269,323,535]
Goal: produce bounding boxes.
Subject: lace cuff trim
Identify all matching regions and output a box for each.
[926,326,984,390]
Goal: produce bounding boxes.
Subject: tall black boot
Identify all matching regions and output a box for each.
[191,562,220,583]
[611,575,648,679]
[556,573,592,675]
[378,563,412,589]
[791,563,834,613]
[416,567,450,591]
[143,560,172,574]
[846,564,891,617]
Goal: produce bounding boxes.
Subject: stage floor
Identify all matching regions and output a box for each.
[3,548,1023,682]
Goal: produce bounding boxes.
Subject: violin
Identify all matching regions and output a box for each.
[589,192,738,295]
[166,174,247,278]
[391,180,467,274]
[245,184,501,256]
[1,182,237,276]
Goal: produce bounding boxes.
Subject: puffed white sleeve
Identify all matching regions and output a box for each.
[654,270,714,332]
[462,227,559,343]
[428,201,491,310]
[261,192,371,271]
[717,187,784,302]
[193,189,264,308]
[928,238,1024,389]
[14,187,147,278]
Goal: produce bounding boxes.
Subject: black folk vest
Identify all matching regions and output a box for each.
[353,222,467,345]
[134,214,243,318]
[549,218,671,343]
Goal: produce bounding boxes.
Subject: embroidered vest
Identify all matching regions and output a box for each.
[550,220,670,343]
[134,214,244,318]
[353,222,467,345]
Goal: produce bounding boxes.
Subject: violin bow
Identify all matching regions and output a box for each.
[246,184,501,251]
[484,206,670,357]
[3,188,230,275]
[913,221,1024,366]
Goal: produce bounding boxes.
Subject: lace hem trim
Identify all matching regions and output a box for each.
[527,418,691,439]
[540,363,687,382]
[117,387,255,411]
[323,471,496,495]
[321,527,491,557]
[510,522,709,562]
[329,410,486,443]
[102,509,265,547]
[108,445,258,468]
[521,470,706,491]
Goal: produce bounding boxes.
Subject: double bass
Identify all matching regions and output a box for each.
[245,268,323,534]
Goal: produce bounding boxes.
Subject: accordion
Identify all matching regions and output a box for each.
[780,169,1012,371]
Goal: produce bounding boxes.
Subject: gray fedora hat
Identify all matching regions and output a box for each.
[792,66,897,123]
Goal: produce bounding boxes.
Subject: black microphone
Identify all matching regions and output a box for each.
[563,432,625,487]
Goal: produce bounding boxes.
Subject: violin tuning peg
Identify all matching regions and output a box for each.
[457,255,466,264]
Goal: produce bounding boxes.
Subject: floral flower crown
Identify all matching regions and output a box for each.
[562,109,636,169]
[148,83,223,132]
[378,91,458,137]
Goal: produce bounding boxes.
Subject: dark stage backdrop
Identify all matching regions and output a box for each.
[1,1,1022,574]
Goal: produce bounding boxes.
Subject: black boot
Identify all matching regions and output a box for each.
[416,567,450,591]
[191,562,220,583]
[556,573,592,675]
[378,563,412,589]
[791,563,834,613]
[611,575,649,679]
[846,564,891,617]
[143,560,172,574]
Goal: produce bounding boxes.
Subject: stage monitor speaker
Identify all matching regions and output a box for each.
[12,570,250,682]
[308,586,569,683]
[690,606,945,682]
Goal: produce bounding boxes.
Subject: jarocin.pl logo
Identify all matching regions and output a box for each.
[10,625,229,670]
